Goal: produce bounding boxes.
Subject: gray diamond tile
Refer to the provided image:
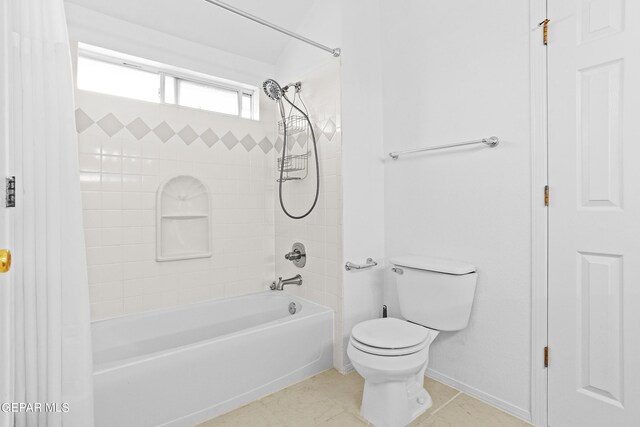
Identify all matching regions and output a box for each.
[221,131,239,150]
[178,125,198,145]
[200,129,219,147]
[97,113,124,137]
[240,134,257,152]
[323,119,337,141]
[296,133,307,147]
[275,137,283,153]
[126,118,151,140]
[153,121,175,143]
[258,137,272,154]
[75,109,94,133]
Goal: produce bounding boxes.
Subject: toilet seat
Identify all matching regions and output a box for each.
[350,318,437,357]
[350,336,428,356]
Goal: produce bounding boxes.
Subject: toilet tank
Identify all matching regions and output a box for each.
[390,256,478,331]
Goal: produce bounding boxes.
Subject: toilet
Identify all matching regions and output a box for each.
[347,255,478,427]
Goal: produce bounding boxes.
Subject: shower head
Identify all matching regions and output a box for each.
[263,79,302,102]
[263,79,283,101]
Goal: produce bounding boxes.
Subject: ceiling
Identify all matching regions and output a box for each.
[64,0,320,64]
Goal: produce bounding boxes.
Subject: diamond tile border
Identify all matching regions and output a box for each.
[126,118,151,140]
[221,131,239,150]
[240,135,257,152]
[74,109,308,156]
[200,128,219,147]
[75,109,94,133]
[177,125,198,145]
[153,121,175,143]
[96,113,124,137]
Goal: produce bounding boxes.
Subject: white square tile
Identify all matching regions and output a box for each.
[80,172,101,191]
[82,211,101,228]
[81,191,101,210]
[101,138,122,156]
[122,157,142,174]
[121,227,143,245]
[83,228,101,247]
[101,227,123,246]
[79,154,101,172]
[101,210,122,228]
[78,135,101,154]
[101,173,122,191]
[122,192,143,210]
[101,192,122,210]
[101,155,122,173]
[122,139,142,157]
[122,210,142,227]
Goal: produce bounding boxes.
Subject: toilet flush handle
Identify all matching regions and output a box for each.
[391,267,403,275]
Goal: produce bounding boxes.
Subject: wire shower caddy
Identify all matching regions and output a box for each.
[277,105,311,182]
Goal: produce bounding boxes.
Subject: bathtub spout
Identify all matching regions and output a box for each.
[270,274,303,291]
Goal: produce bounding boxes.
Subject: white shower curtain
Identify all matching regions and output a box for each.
[9,0,94,426]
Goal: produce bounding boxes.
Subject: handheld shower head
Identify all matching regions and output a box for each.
[263,79,283,101]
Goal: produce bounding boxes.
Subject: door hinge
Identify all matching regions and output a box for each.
[544,346,549,367]
[5,176,15,208]
[539,19,550,45]
[544,185,549,206]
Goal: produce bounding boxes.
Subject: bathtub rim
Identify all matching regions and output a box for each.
[92,291,334,375]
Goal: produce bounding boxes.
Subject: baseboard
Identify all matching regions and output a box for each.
[338,362,354,374]
[425,368,532,423]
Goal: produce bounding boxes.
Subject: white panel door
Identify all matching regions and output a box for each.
[0,0,13,425]
[548,0,640,426]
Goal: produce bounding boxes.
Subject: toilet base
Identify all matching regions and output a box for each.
[360,373,433,427]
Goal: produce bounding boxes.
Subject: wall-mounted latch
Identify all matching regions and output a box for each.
[5,176,15,208]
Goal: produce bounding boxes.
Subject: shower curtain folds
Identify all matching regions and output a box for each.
[9,0,94,426]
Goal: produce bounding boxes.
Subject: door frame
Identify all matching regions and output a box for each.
[529,0,549,426]
[0,0,14,426]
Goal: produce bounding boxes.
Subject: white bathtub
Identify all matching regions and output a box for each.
[92,291,334,427]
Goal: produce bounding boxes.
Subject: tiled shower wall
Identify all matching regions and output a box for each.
[76,90,277,320]
[273,61,343,367]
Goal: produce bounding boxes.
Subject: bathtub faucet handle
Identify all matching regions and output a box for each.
[284,242,306,268]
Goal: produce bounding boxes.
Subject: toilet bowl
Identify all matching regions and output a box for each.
[348,256,478,427]
[347,318,439,427]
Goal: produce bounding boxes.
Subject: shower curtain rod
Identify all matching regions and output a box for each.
[201,0,341,57]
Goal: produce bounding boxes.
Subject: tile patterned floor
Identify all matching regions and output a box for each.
[197,369,533,427]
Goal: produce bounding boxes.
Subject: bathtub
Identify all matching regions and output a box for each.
[92,291,334,427]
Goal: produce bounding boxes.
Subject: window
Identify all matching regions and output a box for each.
[76,43,258,119]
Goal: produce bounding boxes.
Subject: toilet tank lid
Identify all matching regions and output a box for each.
[390,255,476,275]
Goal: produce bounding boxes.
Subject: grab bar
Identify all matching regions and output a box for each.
[345,258,378,271]
[389,136,499,160]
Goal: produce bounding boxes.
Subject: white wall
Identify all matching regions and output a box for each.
[379,0,532,419]
[339,0,386,371]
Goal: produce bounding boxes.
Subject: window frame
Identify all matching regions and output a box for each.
[77,44,258,120]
